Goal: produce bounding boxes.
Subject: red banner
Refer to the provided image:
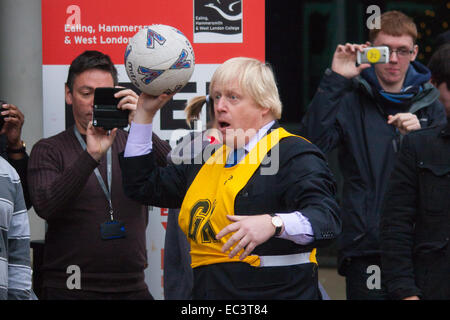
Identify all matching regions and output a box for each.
[42,0,265,65]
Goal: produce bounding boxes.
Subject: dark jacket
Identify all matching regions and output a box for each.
[381,123,450,300]
[119,122,341,299]
[299,65,446,274]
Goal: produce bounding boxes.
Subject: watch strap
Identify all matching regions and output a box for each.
[269,213,282,237]
[7,141,26,154]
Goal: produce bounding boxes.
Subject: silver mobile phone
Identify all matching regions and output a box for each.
[356,46,389,65]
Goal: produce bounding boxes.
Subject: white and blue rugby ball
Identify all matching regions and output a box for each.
[125,24,195,96]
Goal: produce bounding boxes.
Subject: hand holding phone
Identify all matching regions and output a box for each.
[332,43,372,79]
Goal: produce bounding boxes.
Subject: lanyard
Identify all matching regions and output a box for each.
[73,126,114,221]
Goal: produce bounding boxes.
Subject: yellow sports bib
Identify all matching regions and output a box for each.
[179,127,312,268]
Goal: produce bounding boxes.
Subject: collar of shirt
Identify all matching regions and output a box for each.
[243,120,275,154]
[228,120,275,165]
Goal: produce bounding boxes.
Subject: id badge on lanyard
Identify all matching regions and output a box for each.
[73,126,126,240]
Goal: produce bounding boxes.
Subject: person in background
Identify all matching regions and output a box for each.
[380,40,450,300]
[299,10,446,299]
[428,43,450,117]
[28,50,171,300]
[0,154,32,299]
[0,100,31,209]
[163,96,219,300]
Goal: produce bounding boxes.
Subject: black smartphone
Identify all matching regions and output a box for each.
[93,87,130,130]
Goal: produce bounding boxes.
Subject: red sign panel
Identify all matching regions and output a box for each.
[42,0,265,65]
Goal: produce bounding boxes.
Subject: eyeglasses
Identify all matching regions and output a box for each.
[388,47,414,57]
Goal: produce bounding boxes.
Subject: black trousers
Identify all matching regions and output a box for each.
[42,287,154,300]
[192,262,320,300]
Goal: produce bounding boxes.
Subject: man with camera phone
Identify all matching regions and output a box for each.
[299,10,446,299]
[28,50,171,299]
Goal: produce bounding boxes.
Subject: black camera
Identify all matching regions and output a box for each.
[92,88,130,130]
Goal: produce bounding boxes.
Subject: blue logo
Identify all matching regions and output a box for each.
[138,66,165,85]
[146,28,166,49]
[170,49,191,69]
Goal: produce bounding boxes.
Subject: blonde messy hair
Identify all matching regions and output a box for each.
[184,57,282,126]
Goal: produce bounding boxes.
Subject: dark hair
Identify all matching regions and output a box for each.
[428,43,450,88]
[66,50,118,92]
[435,30,450,50]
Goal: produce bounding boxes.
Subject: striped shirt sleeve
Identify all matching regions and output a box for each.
[0,157,32,300]
[7,179,31,300]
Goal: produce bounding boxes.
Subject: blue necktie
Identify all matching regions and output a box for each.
[225,148,247,168]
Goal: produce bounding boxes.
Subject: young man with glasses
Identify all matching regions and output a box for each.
[300,10,446,300]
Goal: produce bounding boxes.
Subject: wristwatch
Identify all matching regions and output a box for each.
[269,213,283,237]
[7,140,26,154]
